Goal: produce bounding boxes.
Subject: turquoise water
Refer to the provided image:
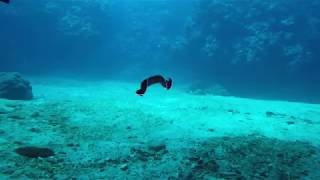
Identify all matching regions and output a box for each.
[1,0,320,179]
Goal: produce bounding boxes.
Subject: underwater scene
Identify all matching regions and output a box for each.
[1,0,320,179]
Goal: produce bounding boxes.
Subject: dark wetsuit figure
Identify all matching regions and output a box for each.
[0,0,10,4]
[136,75,172,96]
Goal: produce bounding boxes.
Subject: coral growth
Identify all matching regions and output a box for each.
[179,0,320,68]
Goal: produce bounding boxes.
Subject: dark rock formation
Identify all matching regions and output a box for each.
[15,146,55,158]
[0,72,33,100]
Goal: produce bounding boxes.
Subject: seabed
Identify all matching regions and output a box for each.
[0,77,319,179]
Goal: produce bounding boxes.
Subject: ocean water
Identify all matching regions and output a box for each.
[0,0,320,179]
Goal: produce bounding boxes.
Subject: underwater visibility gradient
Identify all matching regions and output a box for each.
[0,0,320,179]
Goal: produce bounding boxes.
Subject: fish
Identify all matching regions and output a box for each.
[136,75,172,96]
[0,0,10,4]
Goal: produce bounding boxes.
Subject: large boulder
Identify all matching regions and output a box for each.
[0,72,33,100]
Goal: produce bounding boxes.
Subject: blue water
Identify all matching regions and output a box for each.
[1,0,320,179]
[1,0,319,103]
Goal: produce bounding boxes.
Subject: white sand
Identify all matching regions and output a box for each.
[30,77,320,145]
[0,77,319,178]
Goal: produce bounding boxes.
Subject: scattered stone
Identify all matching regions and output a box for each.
[199,106,208,110]
[13,141,23,145]
[5,103,22,109]
[149,143,166,152]
[0,107,8,114]
[126,126,132,130]
[227,109,240,114]
[67,143,80,147]
[128,136,137,139]
[67,143,74,147]
[286,121,295,125]
[47,158,64,164]
[8,114,25,120]
[131,148,150,161]
[203,159,219,172]
[29,128,41,133]
[0,72,33,100]
[290,116,296,119]
[219,171,239,178]
[131,144,168,162]
[0,129,5,135]
[30,112,40,118]
[2,166,15,175]
[214,146,226,160]
[105,158,122,165]
[120,164,129,171]
[302,119,313,124]
[15,146,55,158]
[266,111,287,118]
[266,111,276,117]
[208,128,215,132]
[129,143,169,161]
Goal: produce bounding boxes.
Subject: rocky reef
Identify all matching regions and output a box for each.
[180,0,320,67]
[0,72,33,100]
[171,0,320,102]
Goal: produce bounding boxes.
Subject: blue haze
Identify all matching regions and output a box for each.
[0,0,319,103]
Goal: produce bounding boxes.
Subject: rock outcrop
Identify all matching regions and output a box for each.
[0,72,33,100]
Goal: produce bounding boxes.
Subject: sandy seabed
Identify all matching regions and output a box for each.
[0,77,319,179]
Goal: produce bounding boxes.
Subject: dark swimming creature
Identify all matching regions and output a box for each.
[136,75,172,96]
[0,0,10,4]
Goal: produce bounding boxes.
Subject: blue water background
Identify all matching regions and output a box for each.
[0,0,319,103]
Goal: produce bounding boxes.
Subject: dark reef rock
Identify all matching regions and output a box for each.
[15,146,55,158]
[0,72,33,100]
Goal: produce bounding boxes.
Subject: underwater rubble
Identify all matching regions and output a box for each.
[182,135,320,180]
